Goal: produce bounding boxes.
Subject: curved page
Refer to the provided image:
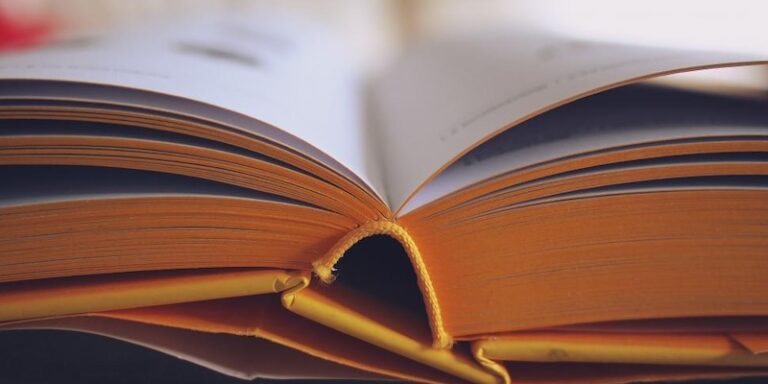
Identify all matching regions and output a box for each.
[402,84,768,213]
[0,13,384,200]
[0,317,381,380]
[375,30,767,212]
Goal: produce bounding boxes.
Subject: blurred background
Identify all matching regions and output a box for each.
[1,0,767,76]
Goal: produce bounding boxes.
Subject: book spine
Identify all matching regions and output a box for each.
[312,219,452,349]
[281,272,505,384]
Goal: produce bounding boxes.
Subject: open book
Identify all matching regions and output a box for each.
[1,11,768,384]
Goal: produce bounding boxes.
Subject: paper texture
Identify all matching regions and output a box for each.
[403,84,768,213]
[375,31,766,212]
[0,13,385,199]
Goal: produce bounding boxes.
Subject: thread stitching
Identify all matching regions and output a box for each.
[312,220,453,348]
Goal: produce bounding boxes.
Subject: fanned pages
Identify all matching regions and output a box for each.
[1,8,768,384]
[0,15,386,199]
[375,31,766,212]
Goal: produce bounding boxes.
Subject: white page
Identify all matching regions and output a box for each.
[402,84,768,213]
[374,30,767,212]
[0,12,385,200]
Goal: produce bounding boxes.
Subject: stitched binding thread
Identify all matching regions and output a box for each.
[312,219,453,349]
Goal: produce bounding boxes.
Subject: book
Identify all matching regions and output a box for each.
[1,10,768,384]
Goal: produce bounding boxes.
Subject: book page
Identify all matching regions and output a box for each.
[0,12,385,200]
[0,316,380,381]
[402,84,768,213]
[374,30,767,212]
[0,165,293,208]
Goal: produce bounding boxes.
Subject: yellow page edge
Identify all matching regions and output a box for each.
[0,269,299,322]
[281,274,506,384]
[473,332,768,368]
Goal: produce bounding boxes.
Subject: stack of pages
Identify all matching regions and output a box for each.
[1,12,767,384]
